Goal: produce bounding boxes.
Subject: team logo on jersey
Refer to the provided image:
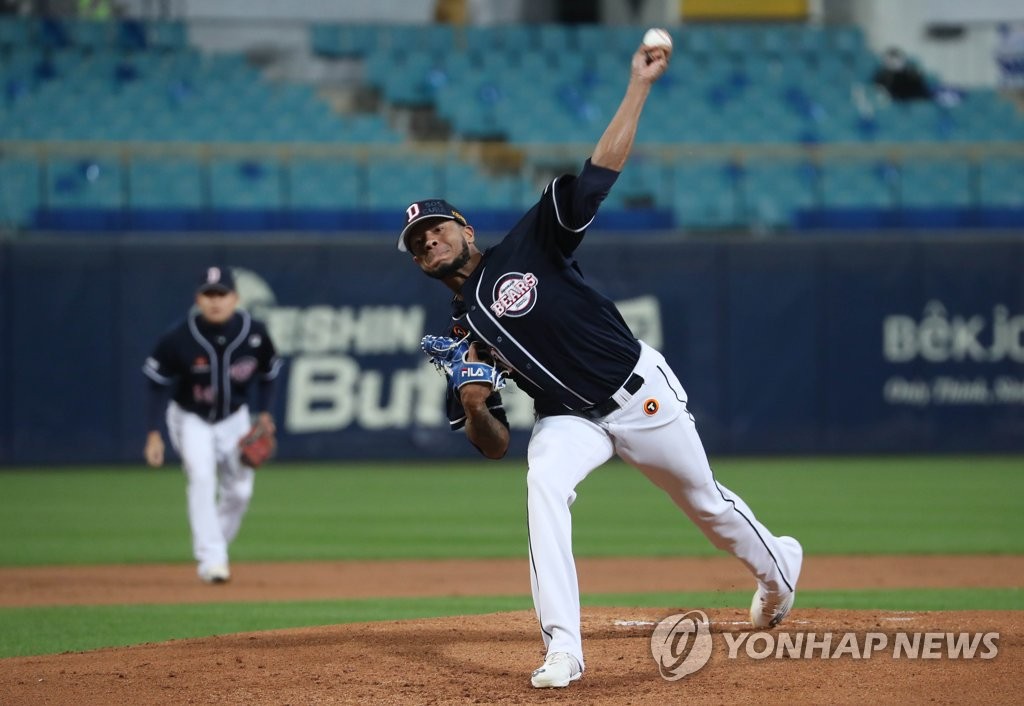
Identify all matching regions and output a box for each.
[452,324,469,338]
[192,384,215,404]
[490,272,538,318]
[230,357,258,382]
[192,356,209,372]
[644,398,660,416]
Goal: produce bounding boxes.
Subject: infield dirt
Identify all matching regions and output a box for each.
[1,555,1021,705]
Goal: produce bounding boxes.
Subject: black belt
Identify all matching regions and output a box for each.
[578,373,644,420]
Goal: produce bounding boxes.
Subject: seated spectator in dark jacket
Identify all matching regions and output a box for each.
[873,48,932,102]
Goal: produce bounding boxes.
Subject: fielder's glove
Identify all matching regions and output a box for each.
[238,420,276,468]
[421,335,507,391]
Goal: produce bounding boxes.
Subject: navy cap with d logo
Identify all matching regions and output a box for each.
[196,266,236,294]
[398,199,468,252]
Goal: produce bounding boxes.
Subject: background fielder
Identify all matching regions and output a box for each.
[142,267,281,584]
[402,33,803,689]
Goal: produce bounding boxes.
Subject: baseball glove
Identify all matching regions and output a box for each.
[239,422,276,468]
[421,335,507,391]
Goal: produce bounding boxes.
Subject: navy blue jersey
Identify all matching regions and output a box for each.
[143,309,281,424]
[448,159,641,419]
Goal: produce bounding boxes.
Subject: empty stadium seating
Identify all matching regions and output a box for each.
[1,16,1023,231]
[979,158,1024,207]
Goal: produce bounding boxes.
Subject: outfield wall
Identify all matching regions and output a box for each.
[1,234,1022,464]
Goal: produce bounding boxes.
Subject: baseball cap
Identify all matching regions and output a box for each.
[196,266,236,294]
[397,199,468,252]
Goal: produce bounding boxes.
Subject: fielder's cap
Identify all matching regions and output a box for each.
[197,266,235,294]
[398,199,468,252]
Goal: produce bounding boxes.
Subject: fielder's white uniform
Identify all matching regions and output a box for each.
[166,402,255,573]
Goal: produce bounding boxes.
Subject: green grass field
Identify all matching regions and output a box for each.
[1,457,1022,657]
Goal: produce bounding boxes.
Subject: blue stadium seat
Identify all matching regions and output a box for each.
[288,159,360,208]
[64,20,115,50]
[309,23,342,56]
[820,161,896,208]
[679,25,714,56]
[420,23,455,53]
[209,159,282,208]
[38,17,72,50]
[343,115,402,144]
[611,25,650,56]
[743,160,819,227]
[573,25,607,55]
[0,16,32,48]
[439,79,512,139]
[759,25,800,55]
[146,21,188,51]
[442,161,528,209]
[899,159,972,208]
[494,25,538,54]
[314,23,386,58]
[795,26,828,55]
[366,158,440,208]
[603,157,668,209]
[718,24,761,57]
[978,158,1024,207]
[129,158,204,208]
[380,52,446,106]
[458,24,497,54]
[537,24,572,54]
[0,157,41,226]
[829,26,865,57]
[671,161,741,228]
[47,158,124,209]
[379,24,425,55]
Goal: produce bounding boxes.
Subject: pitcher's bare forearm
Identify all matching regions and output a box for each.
[591,43,669,172]
[592,81,652,171]
[464,399,510,460]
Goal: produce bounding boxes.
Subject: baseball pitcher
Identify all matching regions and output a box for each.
[404,33,803,688]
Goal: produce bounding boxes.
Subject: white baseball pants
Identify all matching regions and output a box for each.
[166,402,255,573]
[526,342,800,671]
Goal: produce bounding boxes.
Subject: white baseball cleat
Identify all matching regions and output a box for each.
[530,652,582,688]
[198,563,231,584]
[750,586,795,629]
[750,536,803,629]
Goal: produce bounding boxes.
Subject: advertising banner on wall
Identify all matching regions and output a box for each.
[0,235,1020,464]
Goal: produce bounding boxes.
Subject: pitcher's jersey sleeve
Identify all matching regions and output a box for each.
[543,158,619,256]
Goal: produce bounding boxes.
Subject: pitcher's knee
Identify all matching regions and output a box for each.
[527,466,571,499]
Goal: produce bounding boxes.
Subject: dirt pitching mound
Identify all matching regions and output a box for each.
[2,607,1021,705]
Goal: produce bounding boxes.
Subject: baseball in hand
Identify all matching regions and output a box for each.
[642,28,672,49]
